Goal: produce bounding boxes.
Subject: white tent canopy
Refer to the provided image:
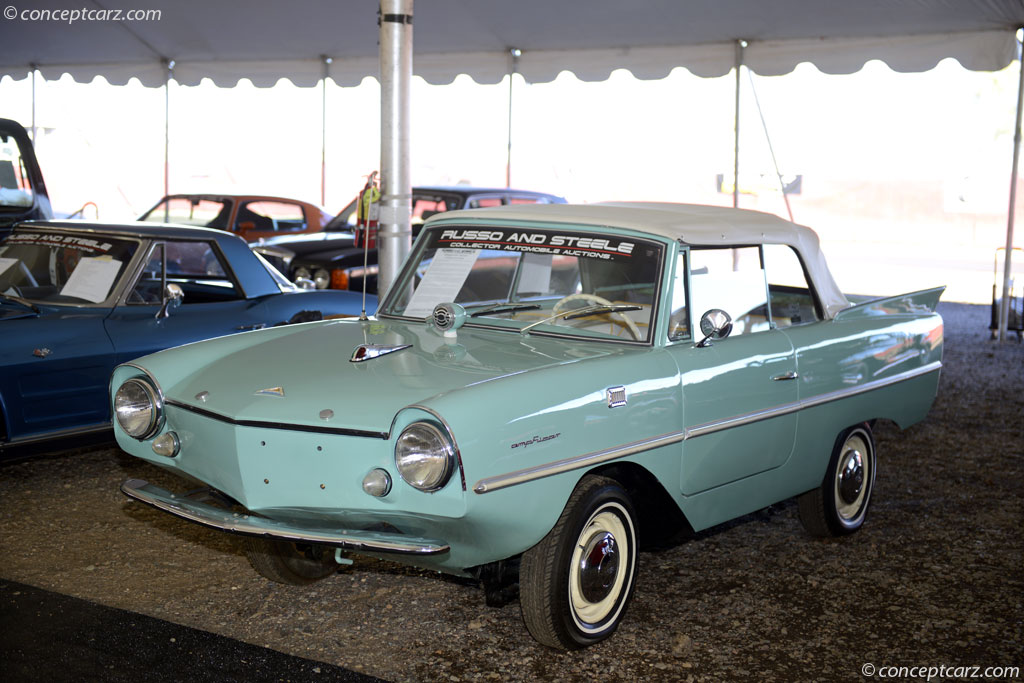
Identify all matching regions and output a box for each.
[3,0,1023,339]
[1,0,1022,86]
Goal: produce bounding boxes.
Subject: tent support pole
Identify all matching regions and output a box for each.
[321,55,332,207]
[999,30,1024,342]
[378,0,414,299]
[733,40,745,209]
[30,65,37,145]
[163,59,173,201]
[506,48,520,188]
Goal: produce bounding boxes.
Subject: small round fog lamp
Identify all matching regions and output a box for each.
[362,468,392,497]
[152,431,180,458]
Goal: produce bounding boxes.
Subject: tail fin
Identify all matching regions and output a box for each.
[833,286,945,322]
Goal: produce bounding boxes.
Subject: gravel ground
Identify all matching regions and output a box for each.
[1,302,1021,682]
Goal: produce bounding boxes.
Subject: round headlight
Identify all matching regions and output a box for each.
[114,378,161,439]
[294,266,312,282]
[395,422,455,492]
[313,268,330,289]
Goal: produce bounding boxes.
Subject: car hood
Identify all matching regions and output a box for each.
[134,317,619,434]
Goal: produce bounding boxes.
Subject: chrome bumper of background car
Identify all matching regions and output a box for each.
[120,478,450,555]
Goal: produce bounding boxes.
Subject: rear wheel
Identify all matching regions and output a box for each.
[798,424,876,536]
[243,537,340,585]
[519,475,638,649]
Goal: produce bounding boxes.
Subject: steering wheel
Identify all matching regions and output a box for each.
[552,292,643,341]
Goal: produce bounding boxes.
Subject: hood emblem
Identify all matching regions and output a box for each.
[33,348,52,358]
[195,391,209,402]
[350,343,412,363]
[255,386,286,397]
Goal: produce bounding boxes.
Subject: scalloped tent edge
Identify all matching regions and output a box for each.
[5,29,1019,87]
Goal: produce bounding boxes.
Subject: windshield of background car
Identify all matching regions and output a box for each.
[382,225,663,343]
[0,231,139,304]
[0,133,36,210]
[326,192,460,231]
[141,197,232,229]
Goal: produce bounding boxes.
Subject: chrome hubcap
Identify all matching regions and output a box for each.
[837,449,864,505]
[578,532,619,603]
[833,432,871,522]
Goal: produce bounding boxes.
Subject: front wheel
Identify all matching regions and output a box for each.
[243,537,340,585]
[798,424,876,536]
[519,475,638,650]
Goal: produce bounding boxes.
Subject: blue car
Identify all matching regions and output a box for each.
[0,220,375,454]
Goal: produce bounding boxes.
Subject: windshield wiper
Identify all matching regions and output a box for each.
[469,302,541,317]
[0,293,41,314]
[520,303,641,335]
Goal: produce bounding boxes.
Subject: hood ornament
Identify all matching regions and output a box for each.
[195,391,210,403]
[254,386,286,397]
[350,343,412,363]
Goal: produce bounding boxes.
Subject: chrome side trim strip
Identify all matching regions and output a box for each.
[473,432,683,494]
[121,478,450,556]
[472,361,942,494]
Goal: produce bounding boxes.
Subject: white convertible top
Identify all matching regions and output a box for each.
[429,202,851,318]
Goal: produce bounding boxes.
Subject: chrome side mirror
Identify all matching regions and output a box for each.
[156,283,184,319]
[697,308,733,347]
[294,277,316,291]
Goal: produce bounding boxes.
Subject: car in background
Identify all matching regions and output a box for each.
[139,194,333,243]
[0,119,52,239]
[0,221,373,455]
[112,202,943,649]
[254,186,565,292]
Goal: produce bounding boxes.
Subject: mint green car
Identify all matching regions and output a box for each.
[112,203,943,650]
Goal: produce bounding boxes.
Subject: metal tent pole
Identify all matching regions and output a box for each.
[998,30,1024,342]
[733,40,746,209]
[321,55,332,207]
[30,65,37,145]
[163,59,174,201]
[377,0,414,299]
[506,48,520,188]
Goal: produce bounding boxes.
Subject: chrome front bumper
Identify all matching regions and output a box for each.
[120,478,450,556]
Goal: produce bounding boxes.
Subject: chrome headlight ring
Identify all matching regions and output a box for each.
[394,421,456,492]
[114,377,164,440]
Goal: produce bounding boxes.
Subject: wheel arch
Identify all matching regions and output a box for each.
[587,461,695,550]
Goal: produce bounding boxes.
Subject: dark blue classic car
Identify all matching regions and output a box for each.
[0,221,374,454]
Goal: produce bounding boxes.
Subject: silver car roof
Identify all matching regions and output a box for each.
[427,202,851,318]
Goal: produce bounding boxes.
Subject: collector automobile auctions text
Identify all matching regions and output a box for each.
[439,229,635,260]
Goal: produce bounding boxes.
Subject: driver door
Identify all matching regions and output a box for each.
[669,246,798,496]
[104,240,269,365]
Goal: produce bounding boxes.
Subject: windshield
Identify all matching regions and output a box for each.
[381,225,663,343]
[326,192,461,231]
[140,197,233,228]
[0,231,140,304]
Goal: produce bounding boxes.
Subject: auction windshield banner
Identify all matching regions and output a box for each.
[433,227,636,260]
[6,232,117,253]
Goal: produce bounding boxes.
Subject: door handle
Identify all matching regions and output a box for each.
[771,371,798,381]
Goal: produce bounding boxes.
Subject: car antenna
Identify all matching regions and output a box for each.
[357,171,380,321]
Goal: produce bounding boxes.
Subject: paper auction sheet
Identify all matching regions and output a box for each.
[404,248,480,318]
[0,257,17,278]
[59,256,122,303]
